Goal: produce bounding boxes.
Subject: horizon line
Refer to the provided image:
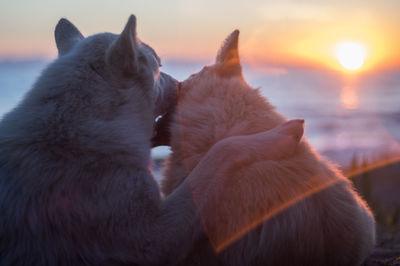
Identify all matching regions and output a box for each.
[1,55,399,74]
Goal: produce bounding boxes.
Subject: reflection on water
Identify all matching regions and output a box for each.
[1,59,400,168]
[340,86,358,110]
[243,65,400,167]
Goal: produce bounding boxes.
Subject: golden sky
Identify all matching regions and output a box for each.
[1,0,399,72]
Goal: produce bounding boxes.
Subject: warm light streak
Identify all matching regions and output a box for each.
[346,156,400,178]
[207,155,400,253]
[211,175,342,253]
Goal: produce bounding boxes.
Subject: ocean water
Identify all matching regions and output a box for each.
[246,65,400,166]
[1,59,399,168]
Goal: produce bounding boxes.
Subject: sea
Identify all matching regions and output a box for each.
[1,58,399,170]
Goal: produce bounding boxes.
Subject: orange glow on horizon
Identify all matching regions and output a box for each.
[241,17,400,73]
[335,42,366,71]
[1,19,399,73]
[1,2,399,72]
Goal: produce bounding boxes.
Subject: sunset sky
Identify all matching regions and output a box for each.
[1,0,400,72]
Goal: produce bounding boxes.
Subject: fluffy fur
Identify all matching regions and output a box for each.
[0,16,275,265]
[161,30,376,266]
[0,15,182,266]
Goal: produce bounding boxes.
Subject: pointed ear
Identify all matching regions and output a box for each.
[106,15,139,76]
[215,30,242,77]
[54,18,84,56]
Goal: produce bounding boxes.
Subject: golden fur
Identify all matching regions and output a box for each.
[161,30,375,266]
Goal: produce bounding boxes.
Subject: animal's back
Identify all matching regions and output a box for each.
[162,56,375,265]
[0,16,182,265]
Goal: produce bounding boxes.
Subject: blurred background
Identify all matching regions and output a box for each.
[1,0,399,168]
[1,0,399,263]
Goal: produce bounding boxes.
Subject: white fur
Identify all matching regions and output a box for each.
[0,16,280,265]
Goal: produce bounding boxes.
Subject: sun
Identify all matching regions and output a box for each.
[335,42,366,71]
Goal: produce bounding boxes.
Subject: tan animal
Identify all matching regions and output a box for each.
[161,30,376,266]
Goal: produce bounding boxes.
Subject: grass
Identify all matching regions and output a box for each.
[348,154,400,233]
[347,154,400,265]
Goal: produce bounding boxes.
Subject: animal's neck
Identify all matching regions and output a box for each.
[172,84,284,172]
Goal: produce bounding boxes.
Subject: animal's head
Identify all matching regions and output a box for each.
[178,29,243,99]
[33,15,177,148]
[158,29,287,151]
[54,15,177,123]
[0,15,178,165]
[155,30,264,147]
[155,30,283,149]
